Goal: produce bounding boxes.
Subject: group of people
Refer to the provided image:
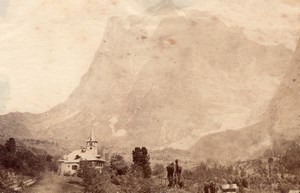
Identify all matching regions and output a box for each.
[166,159,184,188]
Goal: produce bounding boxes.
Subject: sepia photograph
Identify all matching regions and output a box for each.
[1,0,300,192]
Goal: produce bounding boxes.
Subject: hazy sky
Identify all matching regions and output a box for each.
[0,0,300,115]
[0,0,9,17]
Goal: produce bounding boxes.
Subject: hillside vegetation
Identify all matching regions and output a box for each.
[0,138,58,192]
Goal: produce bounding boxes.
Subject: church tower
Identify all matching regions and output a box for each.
[86,128,98,156]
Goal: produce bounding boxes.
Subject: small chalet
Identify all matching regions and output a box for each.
[58,129,106,176]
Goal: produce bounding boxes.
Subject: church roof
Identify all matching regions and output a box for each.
[61,149,106,163]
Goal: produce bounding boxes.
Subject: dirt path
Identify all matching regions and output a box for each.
[23,173,84,193]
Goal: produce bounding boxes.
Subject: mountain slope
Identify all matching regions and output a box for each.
[267,37,300,140]
[0,8,293,152]
[191,37,300,162]
[191,122,272,162]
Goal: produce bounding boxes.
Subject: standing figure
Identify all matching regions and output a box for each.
[174,159,183,188]
[166,162,175,188]
[204,182,210,193]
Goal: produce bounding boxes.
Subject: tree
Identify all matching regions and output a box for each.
[132,147,152,178]
[0,138,53,177]
[78,162,118,193]
[110,154,128,175]
[5,138,16,153]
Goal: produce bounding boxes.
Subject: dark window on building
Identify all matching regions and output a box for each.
[72,165,78,170]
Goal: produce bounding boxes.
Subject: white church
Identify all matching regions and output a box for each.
[58,129,106,176]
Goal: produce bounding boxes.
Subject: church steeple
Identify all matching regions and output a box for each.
[89,128,96,141]
[86,128,98,156]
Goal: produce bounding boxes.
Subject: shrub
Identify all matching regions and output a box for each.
[152,163,165,177]
[110,154,129,175]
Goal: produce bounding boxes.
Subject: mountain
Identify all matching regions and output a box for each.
[0,112,33,137]
[146,0,182,16]
[191,37,300,162]
[0,4,293,154]
[190,122,271,163]
[266,37,300,140]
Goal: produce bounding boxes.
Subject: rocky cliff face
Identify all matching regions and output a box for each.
[265,37,300,145]
[191,38,300,162]
[0,2,293,155]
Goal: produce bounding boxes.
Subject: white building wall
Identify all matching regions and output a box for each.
[60,163,79,176]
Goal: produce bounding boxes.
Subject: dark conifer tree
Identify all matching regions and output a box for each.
[5,138,16,153]
[132,147,152,178]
